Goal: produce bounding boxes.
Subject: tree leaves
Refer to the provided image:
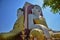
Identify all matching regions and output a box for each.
[43,0,60,13]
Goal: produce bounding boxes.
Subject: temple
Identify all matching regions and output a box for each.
[0,2,60,40]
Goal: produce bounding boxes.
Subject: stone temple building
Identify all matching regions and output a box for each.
[0,2,60,40]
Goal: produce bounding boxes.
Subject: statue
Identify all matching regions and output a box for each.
[29,5,51,40]
[0,2,50,40]
[0,2,60,40]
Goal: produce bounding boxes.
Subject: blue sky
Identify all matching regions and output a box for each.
[0,0,60,33]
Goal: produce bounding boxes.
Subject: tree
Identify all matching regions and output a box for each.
[43,0,60,13]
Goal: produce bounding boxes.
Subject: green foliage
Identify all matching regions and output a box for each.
[43,0,60,13]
